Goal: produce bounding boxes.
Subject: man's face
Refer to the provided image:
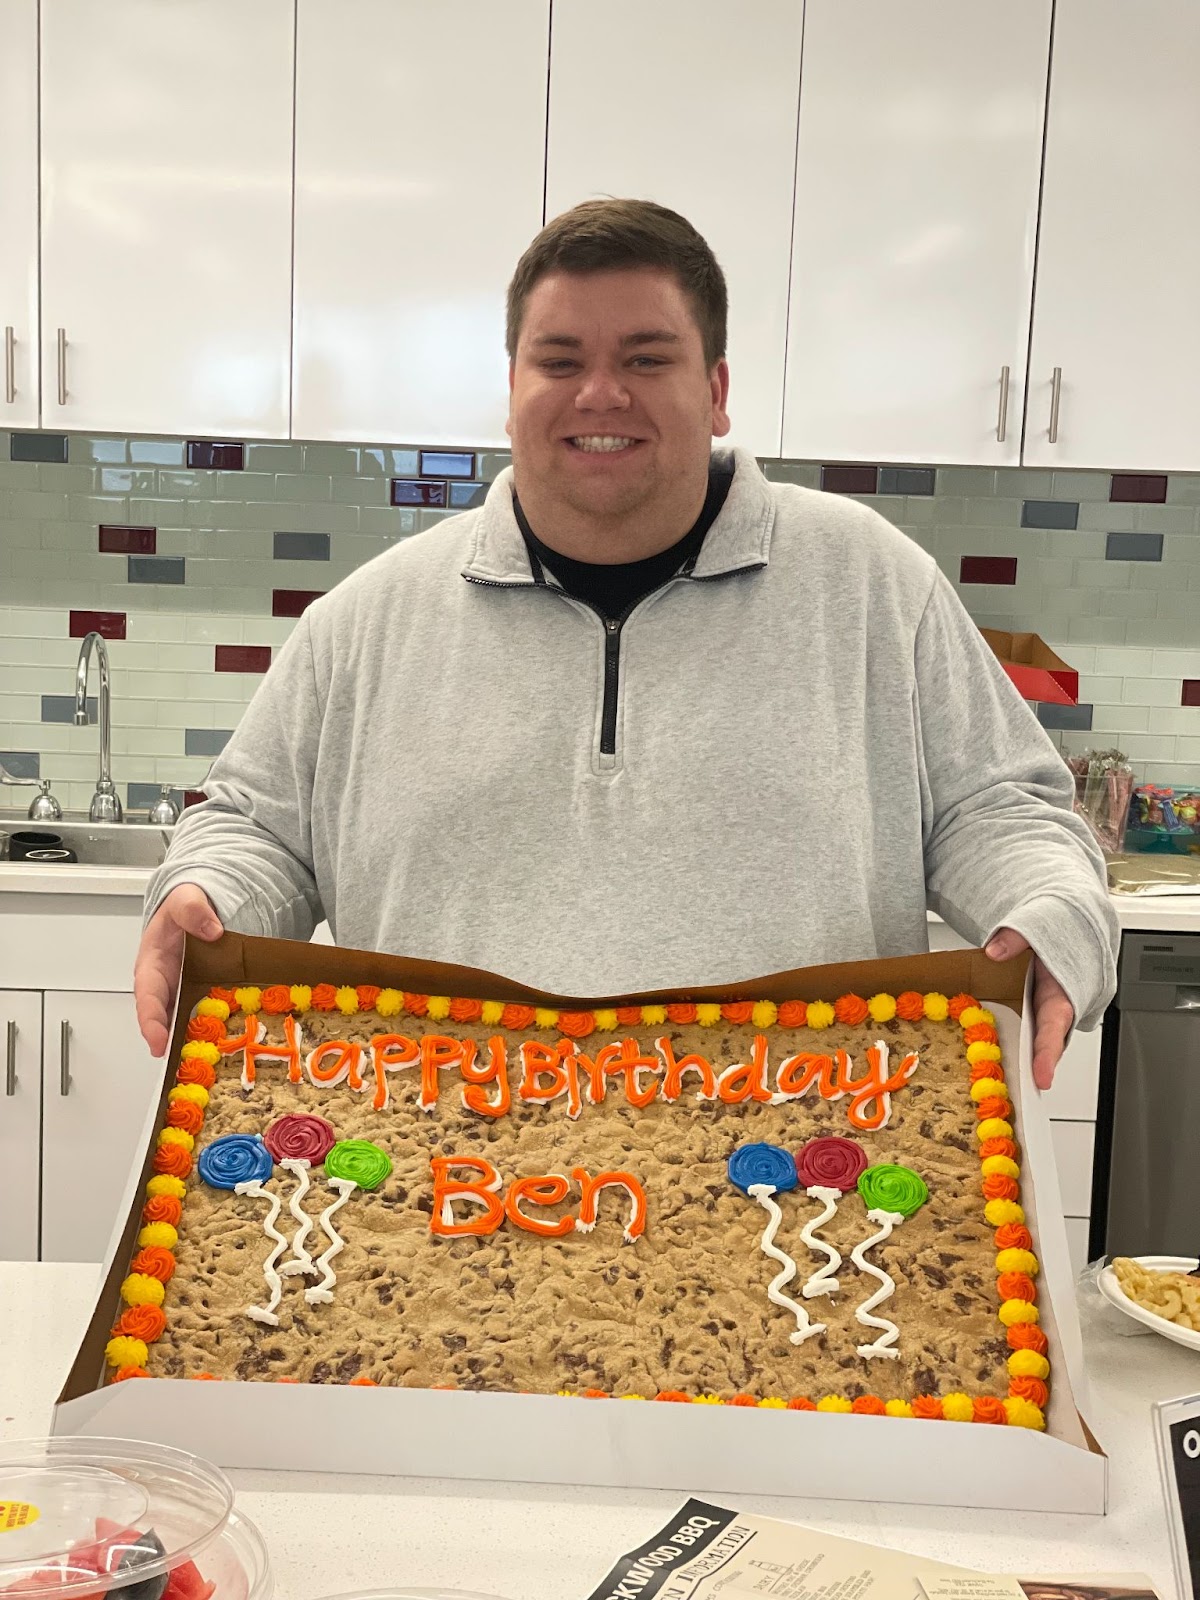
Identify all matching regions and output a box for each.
[507,267,730,531]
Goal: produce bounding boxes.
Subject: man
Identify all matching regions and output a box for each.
[135,198,1118,1086]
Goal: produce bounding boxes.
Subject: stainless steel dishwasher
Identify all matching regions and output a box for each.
[1102,931,1200,1258]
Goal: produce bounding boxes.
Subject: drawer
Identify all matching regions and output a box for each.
[1049,1119,1096,1218]
[1039,1025,1101,1121]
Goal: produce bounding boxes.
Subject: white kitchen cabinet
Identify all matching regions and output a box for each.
[0,0,39,428]
[291,0,549,447]
[1025,1,1200,470]
[0,991,42,1261]
[39,0,294,438]
[41,990,164,1264]
[782,0,1050,466]
[544,0,804,457]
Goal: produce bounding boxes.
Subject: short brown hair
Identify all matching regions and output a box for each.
[506,198,728,367]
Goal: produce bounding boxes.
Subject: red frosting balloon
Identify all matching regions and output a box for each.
[795,1136,867,1192]
[263,1113,337,1165]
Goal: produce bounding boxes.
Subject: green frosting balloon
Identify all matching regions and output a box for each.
[858,1163,928,1218]
[325,1138,392,1191]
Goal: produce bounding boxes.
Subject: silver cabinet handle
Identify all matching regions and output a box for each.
[4,326,14,405]
[1048,365,1062,444]
[57,327,68,406]
[60,1018,71,1095]
[5,1020,15,1096]
[996,364,1010,443]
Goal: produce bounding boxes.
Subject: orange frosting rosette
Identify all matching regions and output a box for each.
[310,983,338,1011]
[131,1247,176,1284]
[728,1393,758,1407]
[980,1137,1019,1161]
[112,1366,150,1382]
[777,999,808,1027]
[720,1002,754,1024]
[555,1010,595,1039]
[851,1395,886,1415]
[356,985,381,1011]
[787,1396,816,1411]
[449,995,483,1024]
[615,1006,644,1027]
[404,992,431,1018]
[976,1096,1013,1122]
[1007,1324,1048,1354]
[176,1059,216,1090]
[996,1222,1033,1252]
[260,984,293,1014]
[972,1397,1008,1424]
[498,1003,534,1030]
[970,1061,1004,1084]
[208,986,238,1009]
[142,1195,182,1228]
[186,1014,226,1044]
[666,1003,698,1026]
[1009,1375,1049,1407]
[833,993,869,1025]
[895,991,926,1022]
[948,993,978,1021]
[152,1143,192,1179]
[998,1271,1037,1303]
[982,1174,1020,1202]
[963,1022,1000,1046]
[912,1396,944,1420]
[653,1390,691,1403]
[115,1303,166,1342]
[167,1100,204,1136]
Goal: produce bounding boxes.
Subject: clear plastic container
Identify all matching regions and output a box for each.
[316,1590,510,1600]
[196,1510,273,1600]
[0,1437,236,1599]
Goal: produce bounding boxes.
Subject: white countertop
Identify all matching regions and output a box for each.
[1,1262,1192,1600]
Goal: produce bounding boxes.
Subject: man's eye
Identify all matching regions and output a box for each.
[630,356,667,368]
[542,359,578,372]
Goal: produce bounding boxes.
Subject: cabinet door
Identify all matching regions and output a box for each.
[1025,1,1200,469]
[0,991,41,1261]
[782,0,1050,465]
[39,0,294,438]
[545,0,804,457]
[0,0,39,428]
[41,991,164,1263]
[292,0,549,447]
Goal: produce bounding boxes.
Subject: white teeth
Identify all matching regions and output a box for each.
[570,435,637,453]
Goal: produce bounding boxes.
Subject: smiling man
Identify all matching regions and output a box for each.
[136,198,1119,1084]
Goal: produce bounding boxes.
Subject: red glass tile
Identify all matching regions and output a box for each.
[1110,472,1168,503]
[272,589,325,618]
[960,556,1018,585]
[69,609,126,640]
[821,464,878,495]
[187,440,245,470]
[1182,680,1200,708]
[215,644,272,673]
[391,478,448,507]
[182,790,207,809]
[98,525,156,555]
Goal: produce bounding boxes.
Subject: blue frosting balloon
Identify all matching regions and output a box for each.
[198,1133,273,1190]
[727,1142,799,1196]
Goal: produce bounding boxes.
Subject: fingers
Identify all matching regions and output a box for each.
[1032,963,1075,1092]
[133,885,223,1056]
[984,927,1030,963]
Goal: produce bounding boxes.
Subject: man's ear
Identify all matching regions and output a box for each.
[710,359,731,438]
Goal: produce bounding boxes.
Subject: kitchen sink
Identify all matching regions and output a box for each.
[0,819,172,868]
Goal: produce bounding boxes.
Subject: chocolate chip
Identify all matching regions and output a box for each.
[416,1194,433,1214]
[922,1264,949,1289]
[442,1332,468,1352]
[953,1292,973,1313]
[311,1361,332,1383]
[915,1367,937,1394]
[338,1353,363,1379]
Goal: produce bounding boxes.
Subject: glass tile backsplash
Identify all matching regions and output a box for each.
[2,430,1198,814]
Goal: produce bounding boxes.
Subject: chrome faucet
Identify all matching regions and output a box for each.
[75,630,122,822]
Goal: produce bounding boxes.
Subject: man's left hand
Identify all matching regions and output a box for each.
[983,928,1075,1091]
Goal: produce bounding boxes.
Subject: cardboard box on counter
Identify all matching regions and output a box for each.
[53,935,1107,1515]
[981,628,1079,706]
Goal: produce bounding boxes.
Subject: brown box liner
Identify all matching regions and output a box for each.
[65,934,1032,1404]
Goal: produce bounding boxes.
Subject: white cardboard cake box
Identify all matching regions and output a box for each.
[53,936,1108,1515]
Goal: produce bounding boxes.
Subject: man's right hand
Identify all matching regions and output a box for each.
[134,884,224,1057]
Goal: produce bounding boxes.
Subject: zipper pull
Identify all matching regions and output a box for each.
[606,618,619,633]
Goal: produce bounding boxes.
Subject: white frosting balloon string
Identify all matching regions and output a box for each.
[278,1158,317,1278]
[748,1183,826,1345]
[799,1186,843,1299]
[234,1179,288,1327]
[305,1177,358,1306]
[850,1208,906,1360]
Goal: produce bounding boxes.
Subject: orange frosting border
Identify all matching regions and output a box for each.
[114,987,1046,1431]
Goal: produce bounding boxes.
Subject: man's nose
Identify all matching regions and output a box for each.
[574,367,631,411]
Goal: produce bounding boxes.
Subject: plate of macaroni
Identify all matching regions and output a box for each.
[1099,1255,1200,1351]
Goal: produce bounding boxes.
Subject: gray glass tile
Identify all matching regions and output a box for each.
[129,439,186,466]
[0,750,39,779]
[127,782,185,812]
[1021,500,1079,529]
[10,432,68,463]
[128,555,186,584]
[184,727,234,758]
[419,449,475,479]
[1105,531,1164,562]
[448,482,487,509]
[273,531,331,561]
[68,436,128,465]
[1036,701,1093,731]
[879,466,936,496]
[42,694,98,724]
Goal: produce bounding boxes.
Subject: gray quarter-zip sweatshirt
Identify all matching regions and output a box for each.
[145,446,1119,1028]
